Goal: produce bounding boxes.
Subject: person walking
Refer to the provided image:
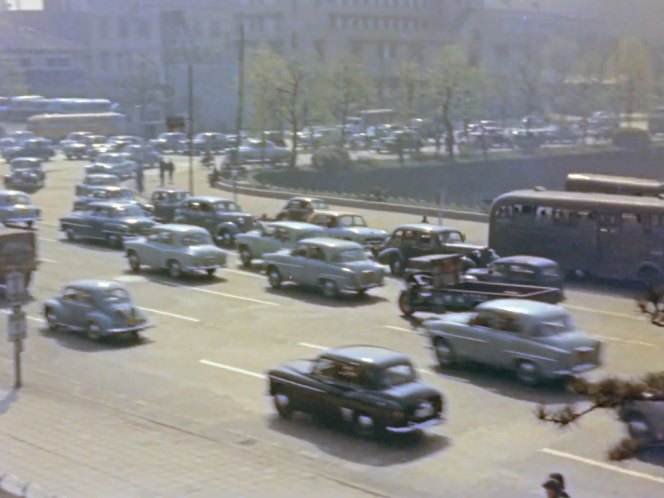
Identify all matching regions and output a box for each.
[158,158,166,186]
[135,162,144,194]
[542,478,564,498]
[167,160,175,183]
[548,473,571,498]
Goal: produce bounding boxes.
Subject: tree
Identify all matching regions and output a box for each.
[0,52,28,96]
[274,58,307,169]
[393,60,424,122]
[329,55,373,146]
[613,38,655,120]
[247,49,283,143]
[426,45,488,160]
[542,38,579,114]
[516,40,544,121]
[537,373,664,460]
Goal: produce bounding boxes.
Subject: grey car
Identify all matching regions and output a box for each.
[0,190,41,228]
[308,210,389,253]
[263,237,384,298]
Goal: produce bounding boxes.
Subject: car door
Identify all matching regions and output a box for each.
[151,192,167,221]
[154,231,176,268]
[284,242,309,281]
[482,313,526,368]
[182,201,203,227]
[60,288,93,330]
[303,245,328,286]
[507,264,536,285]
[198,201,218,233]
[77,207,99,238]
[456,310,500,363]
[140,231,163,267]
[89,206,112,239]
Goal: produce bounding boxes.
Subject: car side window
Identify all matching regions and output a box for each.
[274,227,288,241]
[62,288,79,301]
[472,310,494,327]
[314,358,338,379]
[417,232,433,249]
[292,244,308,257]
[308,247,325,261]
[392,229,404,241]
[335,362,362,386]
[188,202,200,212]
[509,264,535,278]
[403,230,416,243]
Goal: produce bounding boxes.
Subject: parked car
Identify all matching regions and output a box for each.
[72,186,152,213]
[0,190,41,228]
[276,196,329,222]
[150,188,189,223]
[618,398,664,445]
[3,138,56,162]
[372,130,423,154]
[424,299,602,386]
[466,256,564,290]
[59,201,156,248]
[8,131,36,146]
[121,144,161,168]
[308,210,389,253]
[75,173,121,196]
[124,224,227,279]
[263,237,384,298]
[234,139,291,165]
[43,280,152,341]
[173,196,255,246]
[0,138,17,154]
[151,132,186,153]
[4,158,45,192]
[193,132,229,153]
[236,221,325,267]
[62,139,95,160]
[85,152,137,180]
[267,345,443,436]
[377,223,497,276]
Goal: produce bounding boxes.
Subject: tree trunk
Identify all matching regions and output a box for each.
[442,91,455,161]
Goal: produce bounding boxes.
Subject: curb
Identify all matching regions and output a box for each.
[213,180,489,223]
[0,474,61,498]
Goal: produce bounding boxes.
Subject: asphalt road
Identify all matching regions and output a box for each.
[1,155,663,497]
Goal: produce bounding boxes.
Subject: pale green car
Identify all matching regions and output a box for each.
[124,224,227,279]
[235,221,325,267]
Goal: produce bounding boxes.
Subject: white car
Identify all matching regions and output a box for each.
[85,153,137,180]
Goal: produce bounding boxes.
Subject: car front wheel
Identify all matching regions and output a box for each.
[626,412,655,445]
[434,338,457,368]
[239,246,252,267]
[273,387,293,419]
[398,290,414,316]
[127,251,141,272]
[352,411,381,438]
[44,307,58,331]
[86,322,103,341]
[168,260,183,279]
[390,257,403,276]
[321,279,339,298]
[516,361,540,387]
[267,266,282,289]
[64,226,77,241]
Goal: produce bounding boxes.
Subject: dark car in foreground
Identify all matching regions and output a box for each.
[618,397,664,445]
[466,256,564,290]
[267,345,443,436]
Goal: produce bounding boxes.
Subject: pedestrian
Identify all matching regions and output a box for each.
[542,478,563,498]
[135,162,144,194]
[421,214,429,224]
[167,160,175,183]
[158,158,166,186]
[548,473,570,498]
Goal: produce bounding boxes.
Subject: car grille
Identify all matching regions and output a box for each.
[409,396,442,421]
[361,270,380,284]
[364,237,386,247]
[574,346,598,365]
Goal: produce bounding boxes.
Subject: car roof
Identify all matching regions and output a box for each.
[311,210,359,217]
[153,187,188,194]
[66,279,125,292]
[395,223,460,233]
[477,299,565,316]
[297,237,362,249]
[152,224,208,235]
[268,221,324,231]
[289,196,325,203]
[86,201,139,209]
[84,174,118,180]
[0,190,30,197]
[322,346,411,367]
[187,196,231,203]
[86,185,128,192]
[495,256,558,267]
[11,157,41,163]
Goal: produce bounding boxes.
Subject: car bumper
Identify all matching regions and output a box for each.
[343,282,385,292]
[106,323,154,334]
[186,263,226,272]
[386,417,443,433]
[552,363,599,377]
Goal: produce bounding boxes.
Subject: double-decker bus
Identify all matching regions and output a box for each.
[489,189,664,281]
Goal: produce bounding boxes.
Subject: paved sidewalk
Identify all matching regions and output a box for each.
[0,382,387,498]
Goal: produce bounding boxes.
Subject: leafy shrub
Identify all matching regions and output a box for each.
[612,127,651,150]
[311,146,351,172]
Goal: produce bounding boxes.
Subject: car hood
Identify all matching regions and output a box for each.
[382,382,441,407]
[340,227,388,238]
[443,242,488,253]
[276,359,315,376]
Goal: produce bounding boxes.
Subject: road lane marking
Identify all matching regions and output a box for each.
[298,342,327,350]
[2,311,44,323]
[136,306,200,323]
[39,237,58,243]
[40,257,59,264]
[565,304,643,321]
[199,359,266,379]
[592,334,657,348]
[223,268,264,279]
[169,284,280,306]
[382,325,419,334]
[540,448,664,485]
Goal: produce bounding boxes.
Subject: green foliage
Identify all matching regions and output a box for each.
[0,53,28,96]
[311,145,351,172]
[612,127,651,149]
[393,60,424,121]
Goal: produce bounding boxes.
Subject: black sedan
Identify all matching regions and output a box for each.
[267,345,443,437]
[2,138,56,162]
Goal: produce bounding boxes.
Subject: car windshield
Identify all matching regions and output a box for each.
[439,231,464,243]
[379,362,417,388]
[333,248,368,262]
[337,215,367,227]
[312,200,328,209]
[8,194,30,205]
[182,233,213,246]
[12,161,38,170]
[98,155,121,164]
[541,265,561,278]
[88,177,114,185]
[112,205,144,217]
[537,315,574,337]
[110,190,134,200]
[100,287,130,303]
[215,201,240,212]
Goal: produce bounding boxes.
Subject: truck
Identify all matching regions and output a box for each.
[0,227,38,297]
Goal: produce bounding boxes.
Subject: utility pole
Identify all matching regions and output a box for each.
[6,271,27,389]
[188,63,194,195]
[234,23,245,165]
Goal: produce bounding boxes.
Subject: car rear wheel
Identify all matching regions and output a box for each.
[398,290,415,316]
[626,412,655,445]
[106,233,123,249]
[86,322,103,341]
[390,257,403,277]
[127,251,141,272]
[516,361,540,387]
[44,307,58,331]
[168,260,183,279]
[273,387,293,419]
[434,338,457,368]
[206,268,216,278]
[352,411,381,438]
[268,266,282,289]
[321,279,339,298]
[239,246,253,267]
[216,229,234,248]
[64,226,77,241]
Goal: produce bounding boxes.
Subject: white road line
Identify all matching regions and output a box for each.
[174,284,280,306]
[223,268,264,279]
[298,342,327,350]
[540,448,664,485]
[592,334,657,348]
[565,304,643,321]
[39,237,58,243]
[136,306,200,323]
[2,311,44,323]
[40,257,59,264]
[199,359,266,379]
[382,325,418,334]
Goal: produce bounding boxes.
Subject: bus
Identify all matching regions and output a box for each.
[6,96,47,121]
[566,173,664,197]
[489,189,664,281]
[26,113,127,141]
[45,98,114,115]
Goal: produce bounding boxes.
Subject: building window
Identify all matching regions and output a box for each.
[46,58,70,68]
[118,17,128,37]
[19,58,32,68]
[137,18,151,38]
[99,16,109,38]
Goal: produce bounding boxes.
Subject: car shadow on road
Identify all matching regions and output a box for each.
[0,389,19,416]
[264,286,388,308]
[565,275,645,300]
[39,327,153,352]
[429,363,582,406]
[58,238,119,253]
[120,269,228,287]
[266,414,449,466]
